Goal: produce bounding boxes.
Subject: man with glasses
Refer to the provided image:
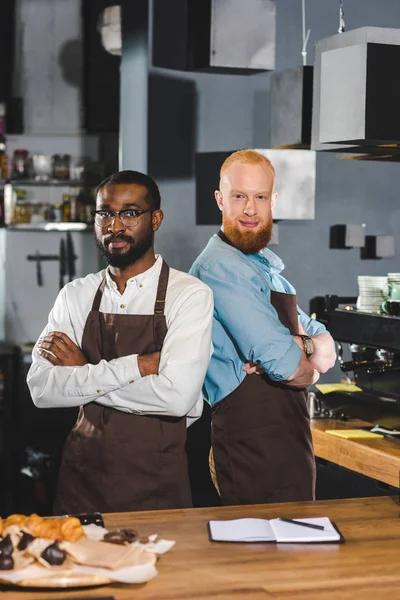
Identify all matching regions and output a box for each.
[28,170,213,514]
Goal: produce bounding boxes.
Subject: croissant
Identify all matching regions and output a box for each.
[25,513,84,542]
[4,514,28,529]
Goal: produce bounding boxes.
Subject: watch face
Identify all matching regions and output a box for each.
[304,337,314,356]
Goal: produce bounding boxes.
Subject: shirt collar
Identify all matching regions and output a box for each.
[105,254,163,290]
[257,247,285,273]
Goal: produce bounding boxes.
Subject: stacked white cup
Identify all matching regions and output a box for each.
[357,276,388,313]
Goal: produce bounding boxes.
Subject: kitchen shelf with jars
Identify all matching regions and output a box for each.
[0,148,103,231]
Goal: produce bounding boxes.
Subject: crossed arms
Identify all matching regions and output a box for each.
[27,284,214,419]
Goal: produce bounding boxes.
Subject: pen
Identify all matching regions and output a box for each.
[277,517,325,531]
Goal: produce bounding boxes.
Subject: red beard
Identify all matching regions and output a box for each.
[223,216,273,254]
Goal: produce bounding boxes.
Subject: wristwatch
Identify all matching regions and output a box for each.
[296,334,314,358]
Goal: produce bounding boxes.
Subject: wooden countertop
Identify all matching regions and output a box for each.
[311,418,400,488]
[5,496,400,600]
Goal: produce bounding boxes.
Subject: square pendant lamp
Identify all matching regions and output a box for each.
[311,27,400,160]
[270,66,314,148]
[152,0,276,73]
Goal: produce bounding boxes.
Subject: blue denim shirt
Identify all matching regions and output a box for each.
[189,233,327,407]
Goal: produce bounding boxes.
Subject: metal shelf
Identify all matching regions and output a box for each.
[0,179,97,187]
[6,222,92,232]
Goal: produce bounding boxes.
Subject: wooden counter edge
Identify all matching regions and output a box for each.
[311,419,400,488]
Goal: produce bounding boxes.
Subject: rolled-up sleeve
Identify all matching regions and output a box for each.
[298,306,328,337]
[198,260,302,382]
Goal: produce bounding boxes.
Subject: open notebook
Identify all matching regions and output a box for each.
[208,517,344,544]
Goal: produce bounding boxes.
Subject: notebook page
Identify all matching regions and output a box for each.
[270,517,340,543]
[208,518,276,542]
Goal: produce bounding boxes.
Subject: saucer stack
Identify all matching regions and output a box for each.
[356,276,388,313]
[388,273,400,286]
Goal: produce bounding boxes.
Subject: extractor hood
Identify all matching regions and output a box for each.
[311,27,400,159]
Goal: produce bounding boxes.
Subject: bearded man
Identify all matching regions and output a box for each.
[190,150,336,505]
[28,170,213,514]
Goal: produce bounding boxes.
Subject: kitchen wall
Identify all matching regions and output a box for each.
[4,0,400,356]
[1,0,101,343]
[121,0,400,317]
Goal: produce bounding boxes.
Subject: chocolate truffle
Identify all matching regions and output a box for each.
[0,535,13,556]
[0,554,14,570]
[103,531,127,545]
[17,532,35,551]
[41,541,66,566]
[120,529,138,543]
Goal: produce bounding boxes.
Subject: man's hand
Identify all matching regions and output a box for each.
[137,352,161,377]
[243,361,265,376]
[37,332,88,366]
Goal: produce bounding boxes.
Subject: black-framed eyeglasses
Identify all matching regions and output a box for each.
[91,208,153,228]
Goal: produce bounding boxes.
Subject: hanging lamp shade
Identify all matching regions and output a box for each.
[312,27,400,157]
[152,0,276,74]
[270,66,314,148]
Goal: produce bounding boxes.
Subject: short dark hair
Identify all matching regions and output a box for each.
[96,170,161,210]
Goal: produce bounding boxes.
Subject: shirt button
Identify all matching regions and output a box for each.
[263,259,267,263]
[120,304,125,309]
[129,380,134,384]
[139,284,143,288]
[97,389,101,393]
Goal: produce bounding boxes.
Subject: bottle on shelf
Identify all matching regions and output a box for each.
[62,193,71,222]
[3,180,15,225]
[0,189,4,226]
[53,203,62,222]
[0,103,9,179]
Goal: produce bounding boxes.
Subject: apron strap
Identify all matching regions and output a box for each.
[217,229,233,247]
[153,260,169,350]
[92,277,107,312]
[154,260,169,314]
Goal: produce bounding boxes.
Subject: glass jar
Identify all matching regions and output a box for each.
[12,149,29,179]
[32,154,52,181]
[52,154,71,180]
[13,201,32,224]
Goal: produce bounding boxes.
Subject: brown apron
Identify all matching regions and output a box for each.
[54,260,192,514]
[211,233,316,505]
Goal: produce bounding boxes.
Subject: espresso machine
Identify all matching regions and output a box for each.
[310,295,400,427]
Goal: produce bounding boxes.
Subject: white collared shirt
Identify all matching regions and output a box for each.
[27,255,214,425]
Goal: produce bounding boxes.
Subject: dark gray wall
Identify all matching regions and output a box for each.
[122,0,400,312]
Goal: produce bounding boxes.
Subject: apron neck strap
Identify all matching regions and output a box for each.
[218,229,235,248]
[92,277,107,312]
[154,260,169,314]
